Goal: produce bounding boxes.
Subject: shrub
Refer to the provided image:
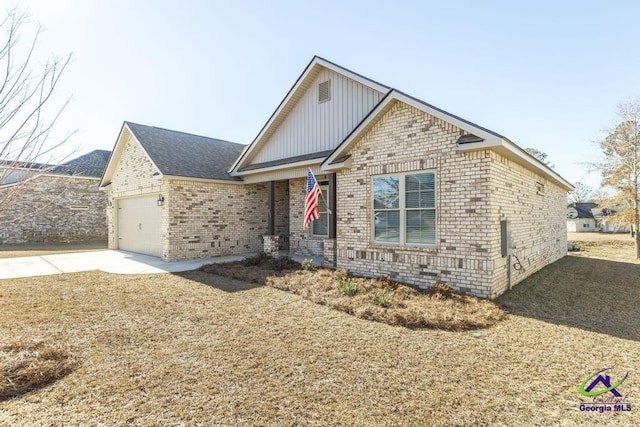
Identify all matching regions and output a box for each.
[243,251,270,267]
[337,277,360,296]
[269,256,298,272]
[301,259,317,271]
[370,288,394,307]
[431,281,453,299]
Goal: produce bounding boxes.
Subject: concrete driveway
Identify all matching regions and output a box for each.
[0,250,249,280]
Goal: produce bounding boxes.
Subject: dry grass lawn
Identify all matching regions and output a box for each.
[1,254,639,425]
[0,340,78,400]
[568,235,639,264]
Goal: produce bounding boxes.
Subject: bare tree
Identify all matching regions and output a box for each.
[524,147,555,169]
[568,182,594,204]
[0,7,74,214]
[596,99,640,257]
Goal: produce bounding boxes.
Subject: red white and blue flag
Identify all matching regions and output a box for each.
[304,169,321,229]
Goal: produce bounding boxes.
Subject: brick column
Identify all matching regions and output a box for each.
[323,238,337,268]
[263,235,280,257]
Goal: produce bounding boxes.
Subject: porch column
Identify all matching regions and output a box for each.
[324,173,337,268]
[263,181,279,257]
[328,173,337,239]
[267,180,275,235]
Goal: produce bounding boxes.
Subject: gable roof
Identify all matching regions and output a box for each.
[568,202,598,219]
[321,89,573,191]
[229,56,390,174]
[0,150,111,185]
[228,56,572,190]
[101,122,245,186]
[53,150,111,178]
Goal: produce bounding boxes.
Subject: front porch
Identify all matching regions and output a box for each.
[261,174,338,268]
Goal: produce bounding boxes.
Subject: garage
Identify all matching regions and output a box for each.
[117,195,162,257]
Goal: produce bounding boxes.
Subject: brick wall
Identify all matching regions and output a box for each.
[106,133,271,261]
[334,101,569,298]
[335,101,496,297]
[488,152,567,297]
[274,180,290,249]
[106,134,162,250]
[163,180,268,261]
[0,175,107,244]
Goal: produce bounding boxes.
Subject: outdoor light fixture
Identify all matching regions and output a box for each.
[107,200,113,208]
[157,195,165,206]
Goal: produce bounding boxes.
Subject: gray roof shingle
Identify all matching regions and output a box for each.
[125,122,245,181]
[54,150,111,178]
[568,202,598,219]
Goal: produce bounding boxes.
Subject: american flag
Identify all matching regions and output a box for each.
[304,169,321,229]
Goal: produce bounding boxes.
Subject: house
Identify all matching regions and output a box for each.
[101,56,573,298]
[567,202,631,233]
[567,202,597,232]
[0,150,111,244]
[99,123,283,258]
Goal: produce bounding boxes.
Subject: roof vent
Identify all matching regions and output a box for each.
[318,79,331,103]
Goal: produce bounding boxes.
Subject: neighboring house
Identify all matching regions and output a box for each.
[101,56,573,298]
[567,202,631,233]
[0,150,111,244]
[567,202,597,232]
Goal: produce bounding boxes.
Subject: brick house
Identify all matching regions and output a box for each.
[101,56,573,298]
[0,150,110,244]
[99,122,287,259]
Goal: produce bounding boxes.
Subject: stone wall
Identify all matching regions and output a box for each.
[335,101,495,297]
[0,176,107,244]
[488,152,568,297]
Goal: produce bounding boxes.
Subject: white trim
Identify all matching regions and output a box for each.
[322,91,502,168]
[311,185,329,237]
[321,90,574,191]
[229,56,388,174]
[234,158,323,176]
[457,139,574,190]
[154,174,245,185]
[99,123,163,188]
[321,157,352,171]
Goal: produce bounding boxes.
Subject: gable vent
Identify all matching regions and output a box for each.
[318,79,331,103]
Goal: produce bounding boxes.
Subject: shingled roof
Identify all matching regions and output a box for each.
[568,202,598,219]
[125,122,245,181]
[54,150,111,178]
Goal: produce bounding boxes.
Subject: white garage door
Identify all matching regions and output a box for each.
[117,195,162,257]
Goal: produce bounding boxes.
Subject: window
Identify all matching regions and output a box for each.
[312,185,329,236]
[536,182,545,195]
[373,171,436,246]
[583,223,590,228]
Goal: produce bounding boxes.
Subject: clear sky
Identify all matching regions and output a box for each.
[14,0,640,188]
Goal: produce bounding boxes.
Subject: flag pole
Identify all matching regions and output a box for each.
[309,168,332,215]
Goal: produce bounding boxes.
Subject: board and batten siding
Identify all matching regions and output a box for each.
[249,68,385,164]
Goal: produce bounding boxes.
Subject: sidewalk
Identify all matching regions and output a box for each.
[0,250,250,280]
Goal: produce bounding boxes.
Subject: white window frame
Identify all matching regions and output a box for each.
[371,170,437,247]
[311,184,329,237]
